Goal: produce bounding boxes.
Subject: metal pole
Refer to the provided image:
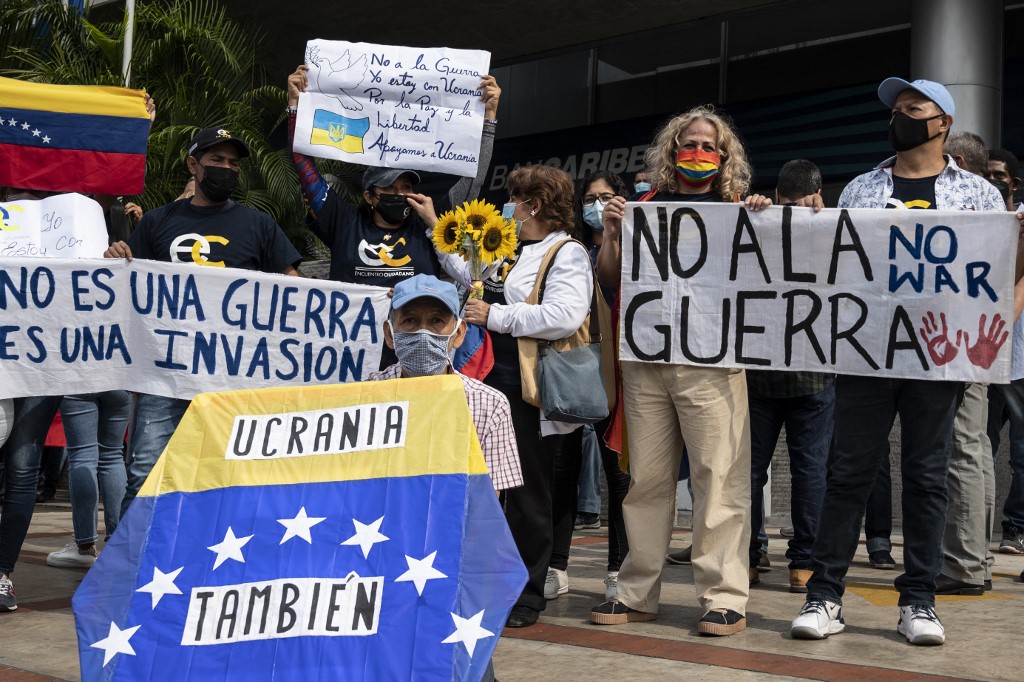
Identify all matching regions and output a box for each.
[121,0,136,87]
[911,0,1003,148]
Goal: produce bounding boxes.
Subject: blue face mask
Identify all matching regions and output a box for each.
[582,200,605,232]
[502,200,531,237]
[634,182,651,193]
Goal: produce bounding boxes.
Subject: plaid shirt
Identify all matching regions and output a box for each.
[745,369,834,399]
[366,365,524,491]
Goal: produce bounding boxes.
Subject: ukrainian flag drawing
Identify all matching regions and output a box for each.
[0,77,150,195]
[73,376,527,682]
[310,109,370,154]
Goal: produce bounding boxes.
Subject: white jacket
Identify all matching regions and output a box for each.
[487,231,594,341]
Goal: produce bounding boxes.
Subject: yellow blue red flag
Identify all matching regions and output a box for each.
[0,77,149,194]
[310,109,371,154]
[72,376,526,681]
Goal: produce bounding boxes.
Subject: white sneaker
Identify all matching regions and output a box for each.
[897,605,945,645]
[791,598,845,639]
[604,572,619,601]
[544,567,569,600]
[46,542,97,568]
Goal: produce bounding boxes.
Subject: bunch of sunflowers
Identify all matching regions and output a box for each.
[433,199,518,298]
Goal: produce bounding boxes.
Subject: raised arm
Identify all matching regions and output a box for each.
[287,65,331,218]
[440,75,501,214]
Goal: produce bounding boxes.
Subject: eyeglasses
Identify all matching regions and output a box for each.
[582,192,616,205]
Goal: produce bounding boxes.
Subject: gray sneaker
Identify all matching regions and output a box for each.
[0,574,16,611]
[999,526,1024,554]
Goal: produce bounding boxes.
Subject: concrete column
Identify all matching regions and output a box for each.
[911,0,1003,148]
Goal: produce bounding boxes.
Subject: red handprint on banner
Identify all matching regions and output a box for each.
[962,313,1009,369]
[919,312,961,367]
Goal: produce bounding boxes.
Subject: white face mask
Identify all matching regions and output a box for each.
[387,319,461,377]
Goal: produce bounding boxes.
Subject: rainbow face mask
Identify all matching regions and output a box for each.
[675,149,721,188]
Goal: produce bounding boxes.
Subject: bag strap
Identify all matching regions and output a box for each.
[532,238,603,347]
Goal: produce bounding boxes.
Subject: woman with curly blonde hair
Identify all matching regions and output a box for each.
[591,105,770,638]
[644,105,752,201]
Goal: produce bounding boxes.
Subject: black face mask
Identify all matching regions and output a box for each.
[989,178,1011,202]
[888,111,944,152]
[198,164,238,203]
[375,193,410,225]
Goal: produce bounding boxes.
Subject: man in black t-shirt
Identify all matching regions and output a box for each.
[105,127,302,515]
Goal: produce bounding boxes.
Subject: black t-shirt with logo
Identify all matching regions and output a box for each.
[888,175,939,210]
[128,199,301,272]
[313,192,441,286]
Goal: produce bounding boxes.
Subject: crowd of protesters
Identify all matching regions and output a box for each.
[1,69,1023,655]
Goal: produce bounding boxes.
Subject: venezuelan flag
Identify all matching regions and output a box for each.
[0,77,149,195]
[310,109,370,154]
[73,376,526,682]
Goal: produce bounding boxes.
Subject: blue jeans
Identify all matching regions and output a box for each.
[121,394,190,517]
[577,425,602,515]
[749,384,834,569]
[0,396,62,574]
[987,380,1024,531]
[62,392,131,544]
[807,376,962,607]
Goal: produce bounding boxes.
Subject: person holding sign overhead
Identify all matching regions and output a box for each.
[286,65,500,290]
[589,105,771,637]
[789,78,1015,646]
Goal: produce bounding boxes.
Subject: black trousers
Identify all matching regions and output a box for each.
[549,417,630,572]
[502,395,572,612]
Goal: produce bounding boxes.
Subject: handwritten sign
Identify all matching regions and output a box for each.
[0,258,390,399]
[73,377,526,681]
[293,40,491,177]
[620,202,1018,382]
[0,193,107,258]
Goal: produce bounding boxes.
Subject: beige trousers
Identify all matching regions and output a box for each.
[616,362,751,615]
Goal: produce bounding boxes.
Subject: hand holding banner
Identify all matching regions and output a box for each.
[293,40,491,177]
[620,202,1018,382]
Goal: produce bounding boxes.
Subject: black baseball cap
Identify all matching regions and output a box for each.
[187,127,250,159]
[361,166,421,191]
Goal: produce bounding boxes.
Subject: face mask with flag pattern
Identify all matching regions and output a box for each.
[675,149,721,189]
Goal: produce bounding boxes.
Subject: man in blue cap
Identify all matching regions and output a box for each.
[366,274,522,682]
[791,78,1008,646]
[367,274,523,493]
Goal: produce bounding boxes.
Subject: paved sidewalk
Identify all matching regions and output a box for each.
[4,504,1022,681]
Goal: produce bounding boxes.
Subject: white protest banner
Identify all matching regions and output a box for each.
[0,193,107,258]
[620,202,1018,382]
[0,258,389,399]
[293,39,491,177]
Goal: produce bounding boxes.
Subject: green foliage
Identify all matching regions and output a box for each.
[0,0,351,258]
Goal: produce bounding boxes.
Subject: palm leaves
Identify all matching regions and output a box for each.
[0,0,342,257]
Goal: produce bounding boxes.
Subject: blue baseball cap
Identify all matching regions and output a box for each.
[877,78,955,117]
[391,274,460,318]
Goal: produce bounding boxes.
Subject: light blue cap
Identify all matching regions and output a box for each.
[391,274,460,318]
[878,78,955,117]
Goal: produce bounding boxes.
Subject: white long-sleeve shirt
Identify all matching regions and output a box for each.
[487,231,594,340]
[487,231,594,435]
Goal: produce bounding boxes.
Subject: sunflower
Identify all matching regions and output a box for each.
[475,215,518,265]
[460,198,494,237]
[432,210,463,254]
